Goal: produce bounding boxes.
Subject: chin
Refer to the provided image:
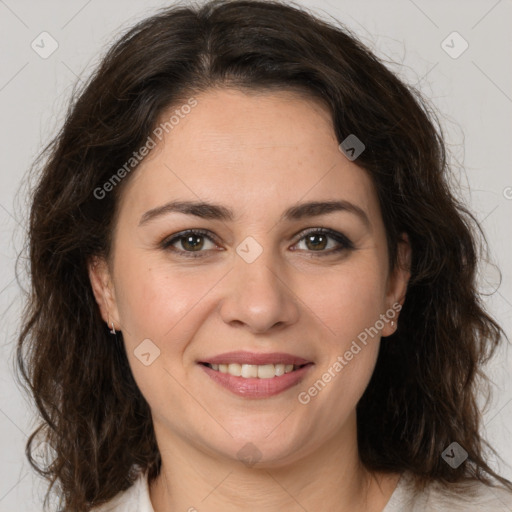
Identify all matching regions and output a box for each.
[208,430,308,468]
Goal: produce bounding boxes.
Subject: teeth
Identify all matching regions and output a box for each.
[241,364,258,378]
[208,363,300,378]
[257,364,275,379]
[274,364,285,376]
[228,363,241,376]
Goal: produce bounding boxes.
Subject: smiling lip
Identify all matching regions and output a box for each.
[198,351,312,366]
[199,363,313,398]
[197,351,314,399]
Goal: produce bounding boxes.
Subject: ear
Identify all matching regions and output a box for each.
[382,233,411,337]
[87,255,121,331]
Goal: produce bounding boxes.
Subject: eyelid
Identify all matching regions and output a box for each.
[160,228,221,257]
[293,227,354,250]
[161,227,354,257]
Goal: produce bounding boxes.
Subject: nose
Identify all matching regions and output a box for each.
[218,247,300,334]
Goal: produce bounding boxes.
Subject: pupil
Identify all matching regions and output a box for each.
[183,235,203,251]
[307,234,327,250]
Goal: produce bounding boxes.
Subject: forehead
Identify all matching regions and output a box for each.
[118,88,379,224]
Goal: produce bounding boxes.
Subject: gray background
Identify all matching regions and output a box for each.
[0,0,511,509]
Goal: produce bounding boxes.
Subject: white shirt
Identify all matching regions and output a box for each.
[91,469,512,511]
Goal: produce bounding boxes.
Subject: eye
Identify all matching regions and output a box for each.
[292,228,354,256]
[161,229,220,258]
[161,227,354,259]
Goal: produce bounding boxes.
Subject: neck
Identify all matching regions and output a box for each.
[149,412,400,512]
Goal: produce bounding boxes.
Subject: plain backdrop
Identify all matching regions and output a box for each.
[0,0,511,510]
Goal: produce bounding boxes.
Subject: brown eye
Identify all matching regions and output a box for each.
[180,234,206,251]
[304,233,329,251]
[161,229,219,258]
[293,228,354,255]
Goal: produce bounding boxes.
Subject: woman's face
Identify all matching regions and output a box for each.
[89,88,409,467]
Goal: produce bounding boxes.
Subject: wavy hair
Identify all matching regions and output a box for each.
[16,0,512,510]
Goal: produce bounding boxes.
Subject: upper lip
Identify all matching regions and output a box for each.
[199,351,313,366]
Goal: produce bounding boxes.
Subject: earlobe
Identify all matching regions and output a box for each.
[87,256,120,329]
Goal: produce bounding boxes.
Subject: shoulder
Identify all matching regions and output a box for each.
[89,471,154,512]
[427,479,512,511]
[384,471,512,512]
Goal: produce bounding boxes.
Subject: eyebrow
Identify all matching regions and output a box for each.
[138,199,370,228]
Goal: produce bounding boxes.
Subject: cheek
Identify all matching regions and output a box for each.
[297,264,386,425]
[113,249,211,342]
[113,257,209,416]
[298,341,379,443]
[295,254,386,410]
[306,254,388,346]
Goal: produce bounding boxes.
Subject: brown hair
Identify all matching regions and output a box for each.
[16,0,512,510]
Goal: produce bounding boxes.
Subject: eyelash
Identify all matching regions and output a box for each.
[160,228,354,259]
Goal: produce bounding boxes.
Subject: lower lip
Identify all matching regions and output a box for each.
[199,363,314,398]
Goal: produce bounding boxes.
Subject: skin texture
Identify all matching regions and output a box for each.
[89,88,411,511]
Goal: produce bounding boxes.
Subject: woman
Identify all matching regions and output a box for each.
[17,0,512,510]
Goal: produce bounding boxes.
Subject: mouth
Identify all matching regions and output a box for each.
[197,351,314,398]
[199,362,311,379]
